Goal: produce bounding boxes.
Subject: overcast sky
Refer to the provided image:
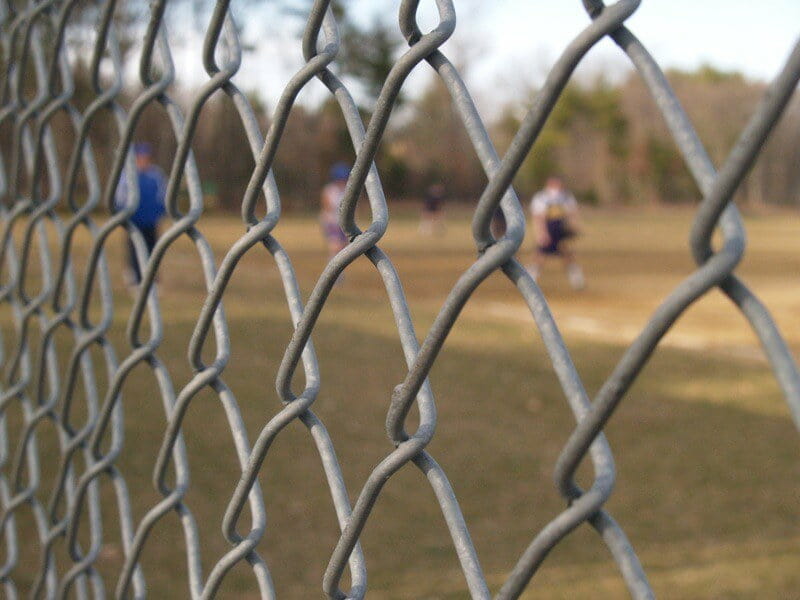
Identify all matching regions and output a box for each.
[172,1,800,112]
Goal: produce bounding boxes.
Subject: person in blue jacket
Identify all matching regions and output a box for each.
[115,142,166,285]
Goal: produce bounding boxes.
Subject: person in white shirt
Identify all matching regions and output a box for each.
[528,175,585,290]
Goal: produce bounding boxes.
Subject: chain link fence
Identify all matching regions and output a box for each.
[0,0,798,597]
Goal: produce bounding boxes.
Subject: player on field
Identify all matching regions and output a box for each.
[114,142,166,286]
[320,162,350,257]
[527,175,585,290]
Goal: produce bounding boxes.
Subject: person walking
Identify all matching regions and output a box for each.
[115,142,166,286]
[418,182,446,235]
[527,175,585,290]
[320,162,350,257]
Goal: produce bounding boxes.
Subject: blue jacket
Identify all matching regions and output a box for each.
[115,166,166,229]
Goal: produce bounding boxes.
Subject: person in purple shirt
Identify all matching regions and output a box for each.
[115,143,166,285]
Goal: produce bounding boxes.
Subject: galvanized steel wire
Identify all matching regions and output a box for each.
[0,0,797,597]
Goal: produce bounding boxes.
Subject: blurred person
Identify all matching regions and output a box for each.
[115,142,166,286]
[527,175,584,290]
[320,162,350,257]
[418,182,446,235]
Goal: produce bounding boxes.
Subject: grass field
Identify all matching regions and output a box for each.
[3,207,800,598]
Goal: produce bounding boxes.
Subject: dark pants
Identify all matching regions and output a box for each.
[127,223,158,284]
[537,218,574,255]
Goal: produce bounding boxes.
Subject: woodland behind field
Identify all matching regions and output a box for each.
[17,0,800,211]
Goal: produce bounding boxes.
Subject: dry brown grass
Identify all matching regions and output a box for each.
[2,207,798,597]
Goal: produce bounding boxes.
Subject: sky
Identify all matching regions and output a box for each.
[172,1,800,113]
[476,1,800,84]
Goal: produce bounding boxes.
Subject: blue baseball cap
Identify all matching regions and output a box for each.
[134,142,153,156]
[330,162,350,181]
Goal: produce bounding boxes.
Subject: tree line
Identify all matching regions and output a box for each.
[156,64,800,211]
[7,0,798,213]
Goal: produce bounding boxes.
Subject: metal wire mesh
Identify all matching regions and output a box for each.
[0,0,797,597]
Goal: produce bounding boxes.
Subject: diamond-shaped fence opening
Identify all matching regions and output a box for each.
[0,0,798,598]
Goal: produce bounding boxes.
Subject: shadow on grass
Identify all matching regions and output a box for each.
[74,305,797,598]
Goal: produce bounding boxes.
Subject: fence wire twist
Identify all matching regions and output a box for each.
[0,0,797,597]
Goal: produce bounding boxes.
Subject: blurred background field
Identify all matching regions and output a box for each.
[6,207,798,598]
[2,1,798,597]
